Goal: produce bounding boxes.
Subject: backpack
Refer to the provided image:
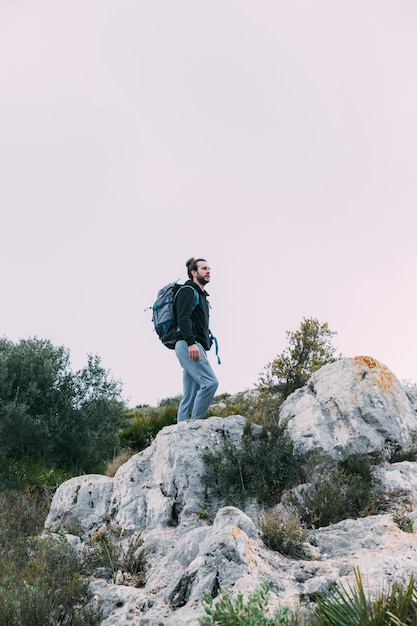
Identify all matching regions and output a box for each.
[150,282,199,349]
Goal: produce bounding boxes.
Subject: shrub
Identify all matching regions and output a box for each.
[105,448,132,477]
[393,513,414,534]
[119,403,178,452]
[296,455,375,528]
[0,455,69,491]
[199,579,299,625]
[258,318,340,403]
[85,528,147,587]
[259,510,307,558]
[313,568,417,625]
[0,337,125,474]
[207,390,280,426]
[202,420,298,507]
[0,488,100,625]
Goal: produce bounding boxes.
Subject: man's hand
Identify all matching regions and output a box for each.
[188,344,200,361]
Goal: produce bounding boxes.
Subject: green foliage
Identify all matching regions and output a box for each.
[259,510,307,558]
[199,579,297,625]
[391,446,417,463]
[0,337,124,474]
[202,420,298,507]
[207,391,280,426]
[258,318,340,402]
[393,513,414,533]
[0,455,68,491]
[313,568,417,625]
[197,501,210,519]
[119,402,178,452]
[296,455,375,528]
[87,528,147,586]
[0,488,100,625]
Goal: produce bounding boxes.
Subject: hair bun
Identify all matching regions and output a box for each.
[186,257,195,268]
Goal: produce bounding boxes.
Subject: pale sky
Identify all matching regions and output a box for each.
[1,1,416,407]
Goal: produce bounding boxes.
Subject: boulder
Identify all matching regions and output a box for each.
[280,356,417,461]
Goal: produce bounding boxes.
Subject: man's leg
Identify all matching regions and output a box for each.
[190,347,218,419]
[175,340,218,421]
[177,368,198,422]
[175,340,199,422]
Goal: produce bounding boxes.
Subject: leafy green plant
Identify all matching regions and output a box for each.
[87,528,147,586]
[119,403,178,452]
[296,455,375,528]
[202,420,298,507]
[258,318,340,402]
[0,488,100,625]
[197,501,210,519]
[393,513,414,533]
[207,390,280,426]
[391,446,417,463]
[199,579,298,625]
[92,528,118,582]
[313,568,417,625]
[0,455,69,491]
[259,510,307,558]
[0,337,125,474]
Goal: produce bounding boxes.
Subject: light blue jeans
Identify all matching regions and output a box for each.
[175,340,218,422]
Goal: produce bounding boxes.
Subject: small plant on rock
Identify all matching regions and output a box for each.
[313,568,417,625]
[202,420,298,507]
[259,510,307,559]
[86,528,147,587]
[393,513,414,534]
[199,579,299,625]
[119,404,178,452]
[296,455,375,528]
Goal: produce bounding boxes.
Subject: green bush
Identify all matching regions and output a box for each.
[313,568,417,625]
[0,455,68,491]
[199,579,299,625]
[393,513,414,533]
[0,337,125,474]
[202,421,298,507]
[85,527,147,587]
[259,510,307,558]
[295,455,375,528]
[0,488,100,625]
[258,318,340,403]
[207,391,280,426]
[119,403,178,452]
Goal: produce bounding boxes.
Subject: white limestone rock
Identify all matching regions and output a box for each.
[374,460,417,511]
[280,357,417,461]
[42,359,417,625]
[44,474,114,535]
[109,415,256,533]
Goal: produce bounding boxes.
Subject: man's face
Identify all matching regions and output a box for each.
[194,261,210,286]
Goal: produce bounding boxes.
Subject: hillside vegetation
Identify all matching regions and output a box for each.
[6,318,392,625]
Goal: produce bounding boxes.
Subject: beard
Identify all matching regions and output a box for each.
[196,274,209,286]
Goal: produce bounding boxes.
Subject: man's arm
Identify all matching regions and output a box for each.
[176,287,199,359]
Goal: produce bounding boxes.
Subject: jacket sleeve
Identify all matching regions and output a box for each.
[175,286,197,346]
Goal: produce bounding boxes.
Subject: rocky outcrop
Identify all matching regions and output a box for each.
[44,357,417,625]
[280,356,417,461]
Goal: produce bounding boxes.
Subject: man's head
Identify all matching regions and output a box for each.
[186,257,211,288]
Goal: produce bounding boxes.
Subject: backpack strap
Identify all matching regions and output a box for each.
[210,332,221,365]
[174,285,199,309]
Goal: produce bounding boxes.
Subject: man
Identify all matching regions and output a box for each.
[174,257,218,422]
